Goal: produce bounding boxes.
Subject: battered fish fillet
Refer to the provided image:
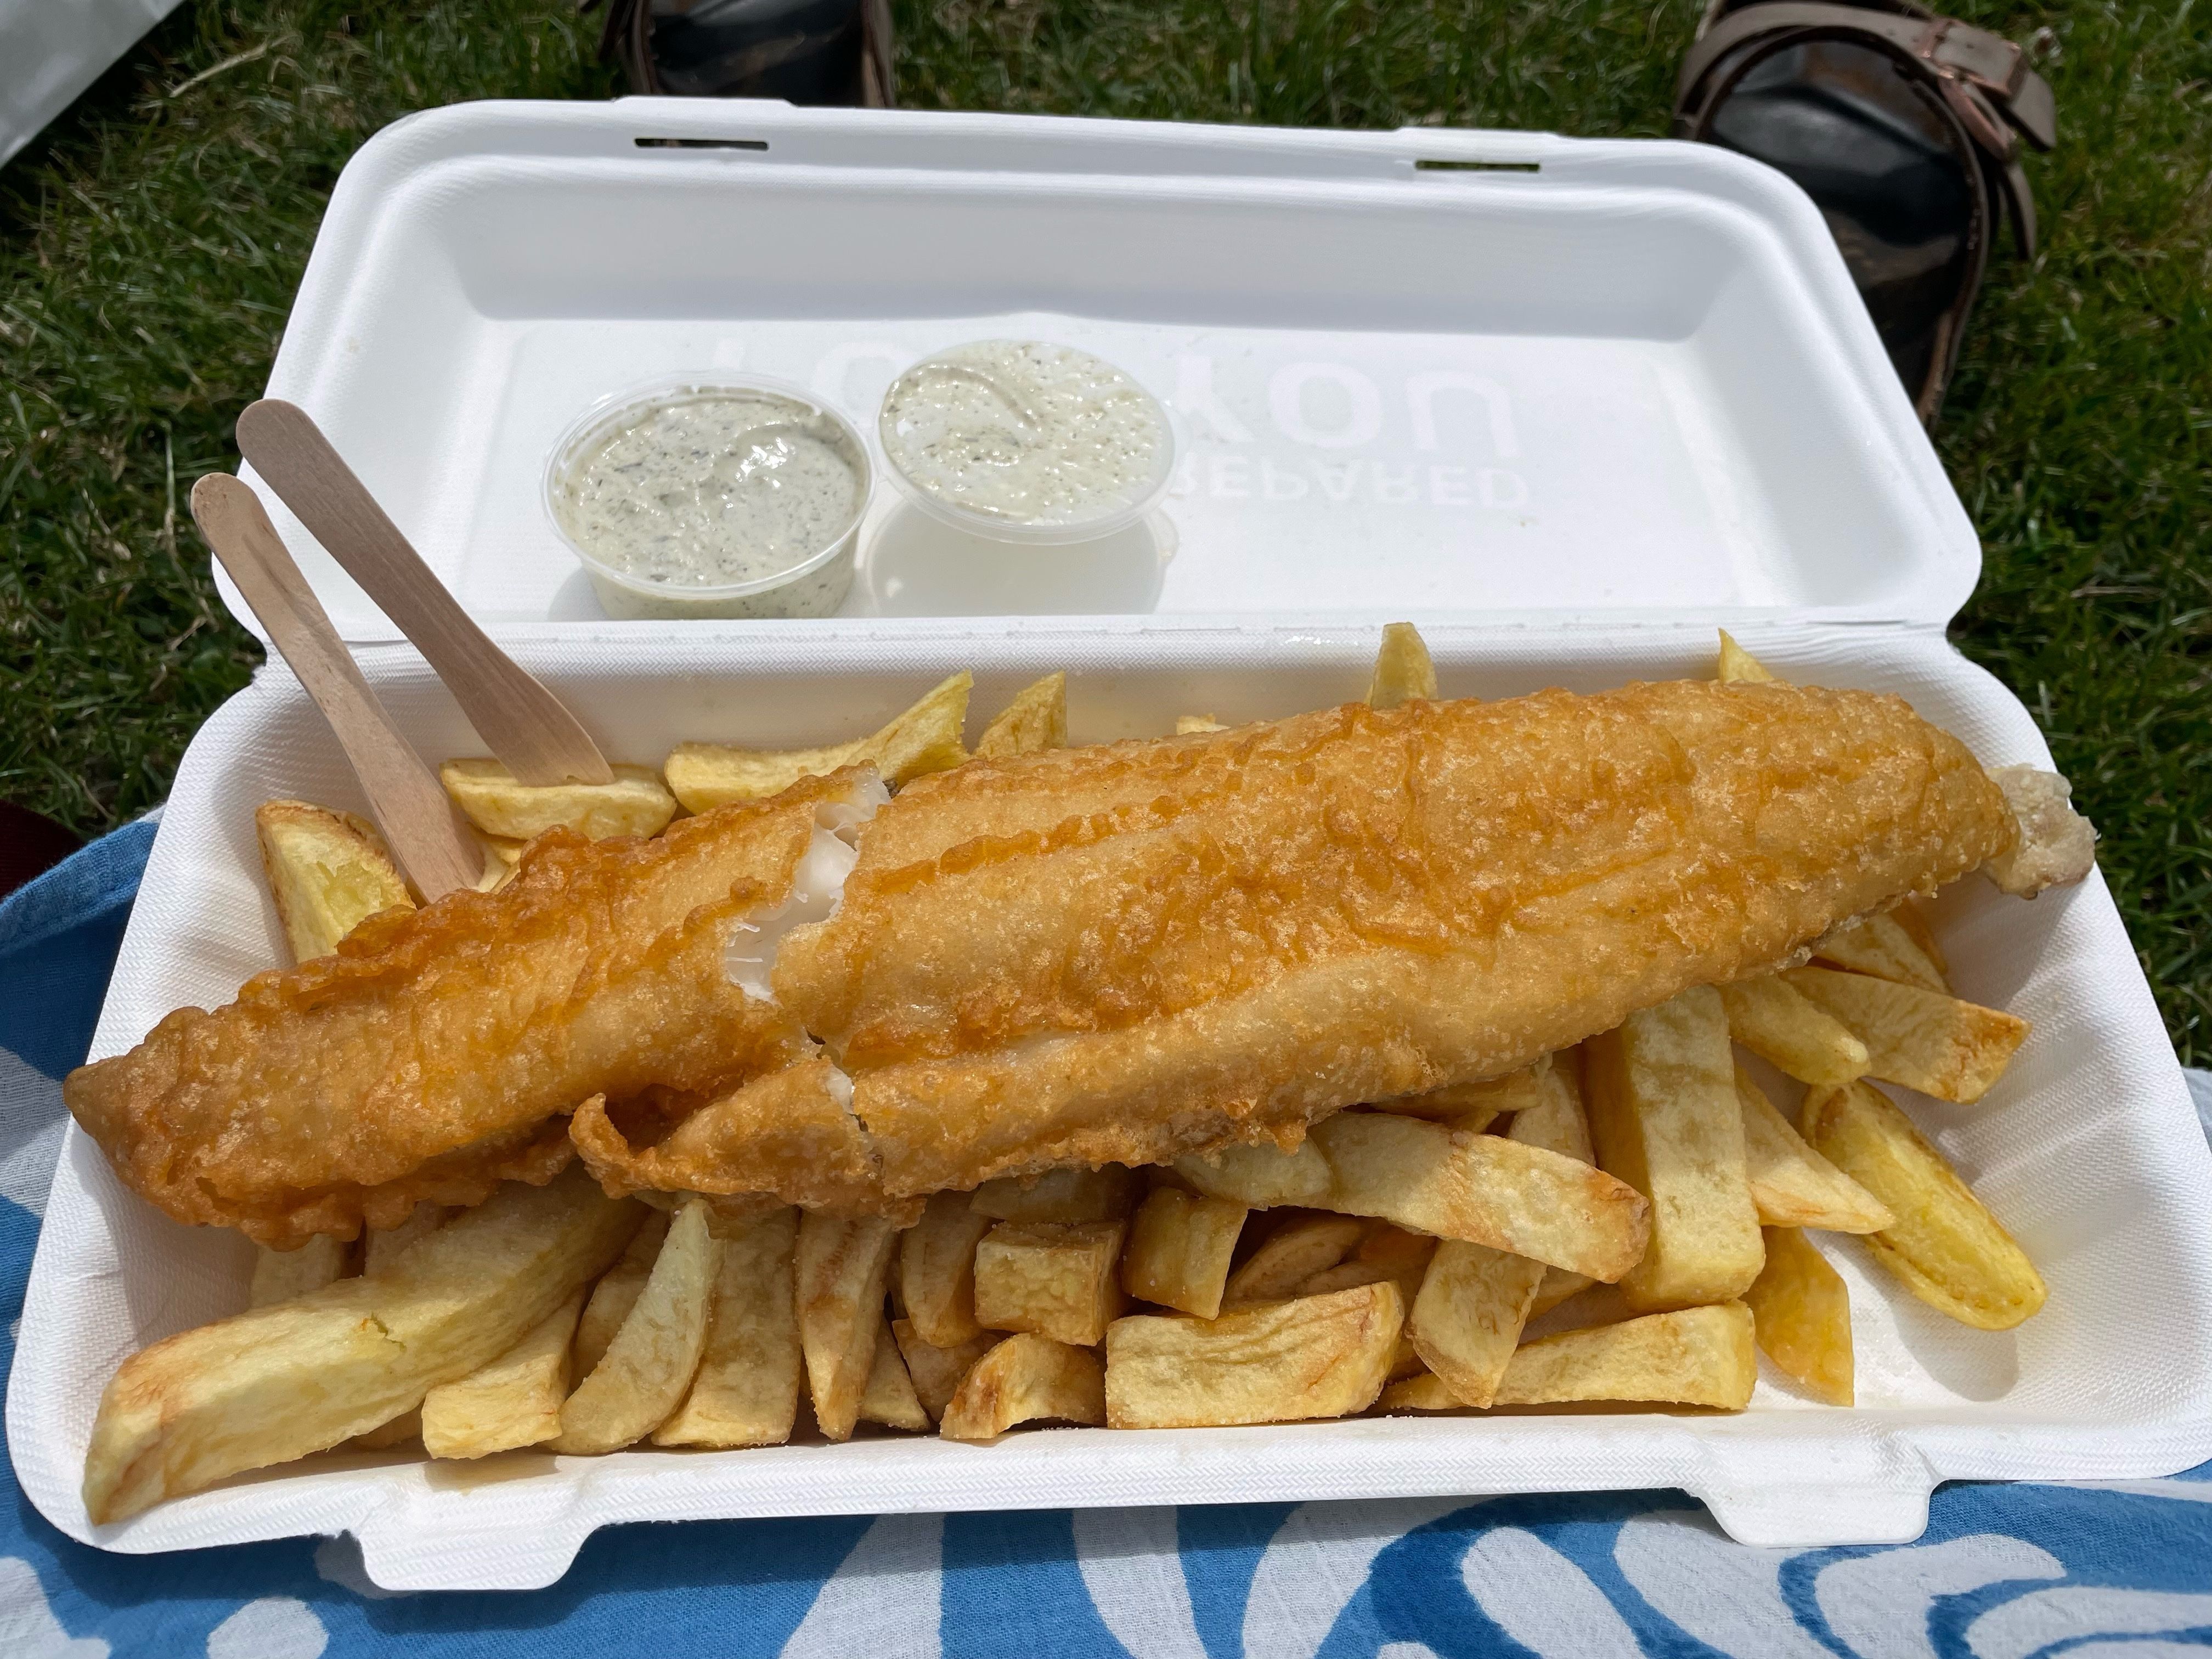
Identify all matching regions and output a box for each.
[750,680,2028,1202]
[64,774,875,1248]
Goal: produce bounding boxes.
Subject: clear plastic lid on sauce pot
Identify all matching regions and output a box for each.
[544,374,873,619]
[874,341,1176,547]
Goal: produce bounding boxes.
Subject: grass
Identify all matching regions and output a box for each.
[1,0,2205,1059]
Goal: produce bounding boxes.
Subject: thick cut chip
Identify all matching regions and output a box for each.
[552,1197,720,1454]
[475,834,524,891]
[973,1220,1126,1347]
[1175,715,1227,734]
[893,1321,1002,1422]
[1402,1067,1590,1406]
[898,1191,995,1348]
[1368,622,1438,710]
[353,1192,585,1447]
[1585,988,1764,1311]
[1408,1243,1548,1408]
[1499,1053,1592,1161]
[1716,629,1778,683]
[1301,1225,1436,1300]
[438,759,679,843]
[574,1208,670,1376]
[340,1211,465,1447]
[1221,1215,1368,1308]
[1521,1279,1643,1336]
[972,1165,1139,1224]
[1377,1370,1465,1412]
[1802,1080,2047,1330]
[1528,1270,1591,1320]
[797,1212,900,1442]
[1181,1113,1648,1282]
[1784,968,2027,1104]
[362,1201,450,1276]
[655,1206,801,1449]
[1374,1058,1559,1130]
[1504,1053,1597,1312]
[1737,1069,1893,1233]
[1371,1093,1497,1136]
[974,672,1068,760]
[858,1320,932,1431]
[422,1289,586,1458]
[1492,1301,1757,1409]
[1717,974,1871,1085]
[254,799,414,963]
[249,1235,353,1309]
[939,1333,1106,1441]
[83,1170,639,1522]
[1892,899,1949,977]
[1121,1187,1247,1318]
[1307,1114,1646,1279]
[1743,1227,1853,1404]
[664,672,972,812]
[1812,912,1948,994]
[465,842,512,895]
[1104,1283,1404,1429]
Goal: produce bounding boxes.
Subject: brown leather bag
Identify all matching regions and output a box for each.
[1675,0,2055,422]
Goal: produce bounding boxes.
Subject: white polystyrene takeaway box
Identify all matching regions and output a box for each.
[12,99,2210,1592]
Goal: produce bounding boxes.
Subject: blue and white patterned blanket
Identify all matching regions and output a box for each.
[6,823,2211,1657]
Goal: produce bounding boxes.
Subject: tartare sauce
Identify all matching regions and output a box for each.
[552,391,866,589]
[878,341,1169,529]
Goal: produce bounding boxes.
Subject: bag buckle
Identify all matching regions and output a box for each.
[1918,19,2022,159]
[1925,17,2027,94]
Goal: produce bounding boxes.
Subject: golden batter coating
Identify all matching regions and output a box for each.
[64,779,859,1248]
[773,681,2018,1197]
[571,1060,901,1220]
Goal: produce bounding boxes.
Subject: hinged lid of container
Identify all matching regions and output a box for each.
[223,98,1978,644]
